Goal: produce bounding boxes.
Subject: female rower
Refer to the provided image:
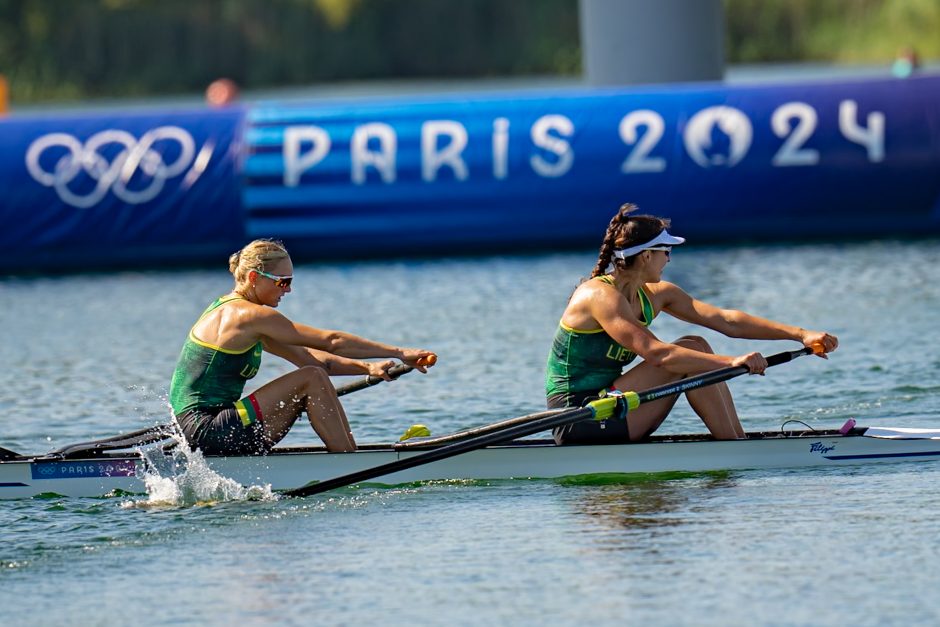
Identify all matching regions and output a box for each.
[169,239,435,455]
[545,203,838,443]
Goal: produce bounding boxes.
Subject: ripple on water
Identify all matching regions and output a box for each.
[3,243,940,624]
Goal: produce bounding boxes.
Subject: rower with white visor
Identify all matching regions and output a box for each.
[545,202,838,443]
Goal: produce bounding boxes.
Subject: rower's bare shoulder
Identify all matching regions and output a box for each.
[562,280,609,328]
[645,279,677,295]
[644,281,689,308]
[218,299,281,331]
[652,279,682,290]
[573,278,622,306]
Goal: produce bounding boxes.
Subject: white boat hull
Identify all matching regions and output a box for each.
[3,428,940,499]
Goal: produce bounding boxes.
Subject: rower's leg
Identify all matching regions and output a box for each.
[300,367,356,452]
[612,356,684,441]
[613,336,745,440]
[247,366,356,451]
[677,337,745,439]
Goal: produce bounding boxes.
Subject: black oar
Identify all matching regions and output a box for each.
[333,361,426,397]
[283,344,824,498]
[46,356,436,459]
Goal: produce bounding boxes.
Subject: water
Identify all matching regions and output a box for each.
[2,241,940,625]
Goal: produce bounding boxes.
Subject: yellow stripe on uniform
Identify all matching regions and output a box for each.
[559,321,607,334]
[187,330,258,355]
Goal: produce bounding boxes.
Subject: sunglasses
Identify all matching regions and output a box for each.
[255,268,293,288]
[646,246,672,258]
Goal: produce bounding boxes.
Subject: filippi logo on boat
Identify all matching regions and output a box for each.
[809,441,836,455]
[24,126,207,209]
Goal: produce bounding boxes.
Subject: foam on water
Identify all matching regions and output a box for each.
[122,433,276,508]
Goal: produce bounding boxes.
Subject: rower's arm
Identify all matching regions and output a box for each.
[261,337,384,376]
[658,282,836,351]
[252,308,402,358]
[591,286,738,374]
[252,308,436,372]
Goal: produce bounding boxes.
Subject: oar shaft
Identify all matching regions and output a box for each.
[51,425,176,457]
[283,407,592,497]
[335,354,436,396]
[636,346,815,404]
[335,363,414,397]
[285,345,821,498]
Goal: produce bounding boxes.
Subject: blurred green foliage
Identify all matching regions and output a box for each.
[725,0,940,63]
[0,0,937,104]
[0,0,580,103]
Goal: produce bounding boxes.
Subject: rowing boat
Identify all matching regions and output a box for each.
[5,347,934,500]
[2,424,939,500]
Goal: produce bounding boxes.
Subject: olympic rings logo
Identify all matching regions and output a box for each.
[25,126,199,208]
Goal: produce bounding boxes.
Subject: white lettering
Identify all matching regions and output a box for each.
[839,100,885,162]
[284,126,331,187]
[492,117,510,180]
[771,102,820,166]
[619,110,666,173]
[276,101,875,188]
[530,114,574,178]
[422,121,469,182]
[351,122,397,184]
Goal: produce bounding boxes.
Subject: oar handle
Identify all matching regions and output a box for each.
[335,354,437,397]
[590,343,826,419]
[418,354,438,367]
[766,342,824,366]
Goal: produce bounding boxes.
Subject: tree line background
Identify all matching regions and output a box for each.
[1,0,937,105]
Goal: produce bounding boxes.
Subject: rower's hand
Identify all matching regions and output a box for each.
[801,330,839,359]
[367,360,397,381]
[400,349,438,373]
[732,352,768,375]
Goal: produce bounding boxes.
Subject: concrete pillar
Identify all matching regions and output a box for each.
[579,0,725,86]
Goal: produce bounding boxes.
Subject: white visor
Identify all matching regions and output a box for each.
[612,229,686,260]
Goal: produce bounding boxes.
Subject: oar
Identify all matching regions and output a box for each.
[50,424,177,457]
[47,355,437,459]
[283,344,824,498]
[335,354,436,397]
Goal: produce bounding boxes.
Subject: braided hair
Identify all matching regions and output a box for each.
[590,203,671,278]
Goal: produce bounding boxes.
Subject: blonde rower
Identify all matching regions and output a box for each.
[170,239,435,455]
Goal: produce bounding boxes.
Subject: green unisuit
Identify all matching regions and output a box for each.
[169,296,263,416]
[545,276,655,398]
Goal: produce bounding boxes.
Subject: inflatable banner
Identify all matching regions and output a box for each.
[244,74,940,257]
[0,108,244,271]
[1,74,938,272]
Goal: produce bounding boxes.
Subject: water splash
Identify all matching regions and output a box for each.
[123,431,275,508]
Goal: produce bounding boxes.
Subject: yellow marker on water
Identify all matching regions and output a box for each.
[399,424,431,441]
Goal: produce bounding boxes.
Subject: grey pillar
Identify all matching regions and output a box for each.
[580,0,725,86]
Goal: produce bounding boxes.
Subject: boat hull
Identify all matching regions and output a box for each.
[3,428,940,500]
